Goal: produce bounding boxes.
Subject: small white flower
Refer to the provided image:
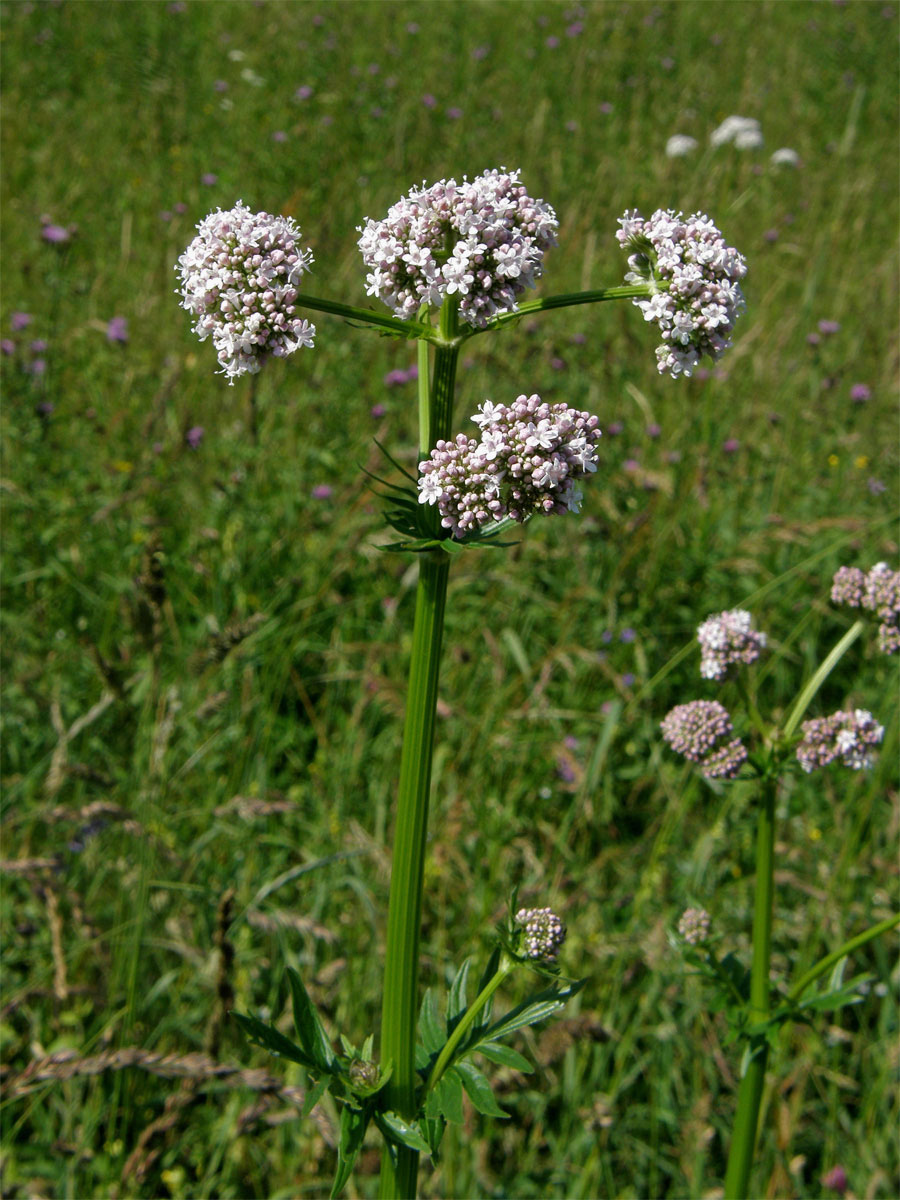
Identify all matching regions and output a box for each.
[770,147,800,167]
[665,134,698,158]
[709,115,762,148]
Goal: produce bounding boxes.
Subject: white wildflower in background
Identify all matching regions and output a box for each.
[660,700,748,779]
[417,393,601,536]
[515,907,566,961]
[677,907,711,945]
[176,201,315,382]
[710,115,763,148]
[796,710,884,773]
[665,134,699,158]
[770,147,800,167]
[697,609,768,680]
[616,208,747,377]
[357,168,558,328]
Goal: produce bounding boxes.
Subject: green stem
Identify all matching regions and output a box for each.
[475,284,652,334]
[724,776,777,1200]
[787,913,900,1004]
[782,619,866,740]
[292,291,431,340]
[378,315,459,1200]
[427,957,515,1093]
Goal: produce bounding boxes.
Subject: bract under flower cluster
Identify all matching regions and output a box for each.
[660,700,748,779]
[358,169,558,328]
[831,563,900,655]
[176,201,315,381]
[697,609,767,680]
[417,394,600,537]
[616,208,747,377]
[796,709,884,773]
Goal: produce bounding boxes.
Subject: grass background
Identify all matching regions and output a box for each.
[1,1,898,1197]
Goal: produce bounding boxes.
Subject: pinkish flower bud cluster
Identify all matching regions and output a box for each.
[357,168,558,328]
[697,609,768,680]
[417,394,601,536]
[515,907,566,961]
[660,700,748,779]
[677,907,711,945]
[176,201,315,382]
[616,208,747,378]
[831,563,900,655]
[796,709,884,773]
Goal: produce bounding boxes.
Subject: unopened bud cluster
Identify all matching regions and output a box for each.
[176,201,315,381]
[348,1058,380,1089]
[660,700,748,779]
[418,394,600,536]
[515,907,566,962]
[697,609,767,680]
[616,208,747,378]
[358,168,558,328]
[831,563,900,655]
[796,709,884,773]
[677,907,711,945]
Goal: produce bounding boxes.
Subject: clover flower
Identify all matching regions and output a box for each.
[660,700,748,779]
[697,609,767,680]
[796,709,884,773]
[176,201,315,382]
[616,208,747,378]
[418,393,600,537]
[831,562,900,654]
[515,907,566,961]
[357,168,558,328]
[677,907,711,945]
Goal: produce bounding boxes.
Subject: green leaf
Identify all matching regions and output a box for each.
[447,959,471,1033]
[419,988,444,1055]
[474,1042,533,1073]
[452,1061,508,1118]
[375,1111,432,1155]
[232,1011,316,1069]
[301,1074,331,1117]
[423,1115,446,1161]
[287,967,336,1071]
[434,1071,464,1125]
[482,979,585,1042]
[330,1104,369,1198]
[361,1033,374,1061]
[414,1042,430,1071]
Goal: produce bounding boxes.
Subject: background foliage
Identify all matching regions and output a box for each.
[1,1,897,1197]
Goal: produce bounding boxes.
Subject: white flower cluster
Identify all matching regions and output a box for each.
[616,208,747,378]
[660,700,748,780]
[697,609,768,680]
[515,907,566,962]
[831,562,900,655]
[796,709,884,774]
[677,907,711,946]
[418,394,601,537]
[357,169,558,328]
[710,115,764,149]
[176,201,315,382]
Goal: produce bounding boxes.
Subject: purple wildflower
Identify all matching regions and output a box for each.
[616,208,747,378]
[201,173,218,186]
[214,80,228,92]
[660,700,748,779]
[620,628,636,643]
[418,393,600,537]
[446,106,463,119]
[677,907,711,945]
[1,339,15,355]
[358,168,558,329]
[421,93,437,108]
[697,609,767,680]
[647,423,661,438]
[849,382,871,403]
[312,484,333,499]
[817,318,840,335]
[176,200,315,382]
[41,223,70,244]
[106,316,128,344]
[185,425,205,448]
[796,709,883,773]
[867,477,886,495]
[295,85,314,100]
[722,437,740,454]
[370,403,386,418]
[515,907,566,961]
[29,339,48,353]
[271,130,287,142]
[10,312,32,331]
[821,1166,848,1196]
[29,359,46,376]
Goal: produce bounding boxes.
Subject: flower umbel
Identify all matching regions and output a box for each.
[176,201,315,382]
[417,394,600,537]
[358,168,558,328]
[660,700,748,779]
[796,709,884,773]
[677,907,711,945]
[831,563,900,655]
[616,208,747,377]
[515,907,566,962]
[697,609,767,680]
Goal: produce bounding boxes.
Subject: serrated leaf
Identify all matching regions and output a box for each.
[474,1042,533,1073]
[375,1111,432,1155]
[301,1074,331,1117]
[330,1104,369,1198]
[435,1071,464,1125]
[452,1061,508,1118]
[482,979,585,1042]
[232,1011,316,1069]
[287,967,336,1071]
[447,959,471,1033]
[419,989,444,1055]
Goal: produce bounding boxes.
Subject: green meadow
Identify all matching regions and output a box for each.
[1,1,897,1197]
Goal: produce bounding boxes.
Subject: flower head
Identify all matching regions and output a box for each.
[677,907,711,945]
[661,700,747,779]
[418,393,600,537]
[176,201,315,382]
[697,609,767,680]
[666,134,698,158]
[515,907,566,961]
[358,168,558,328]
[106,316,129,344]
[831,562,900,654]
[796,709,884,773]
[710,115,762,148]
[616,208,747,377]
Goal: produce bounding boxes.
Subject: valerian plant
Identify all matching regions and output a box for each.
[176,170,750,1199]
[661,573,899,1200]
